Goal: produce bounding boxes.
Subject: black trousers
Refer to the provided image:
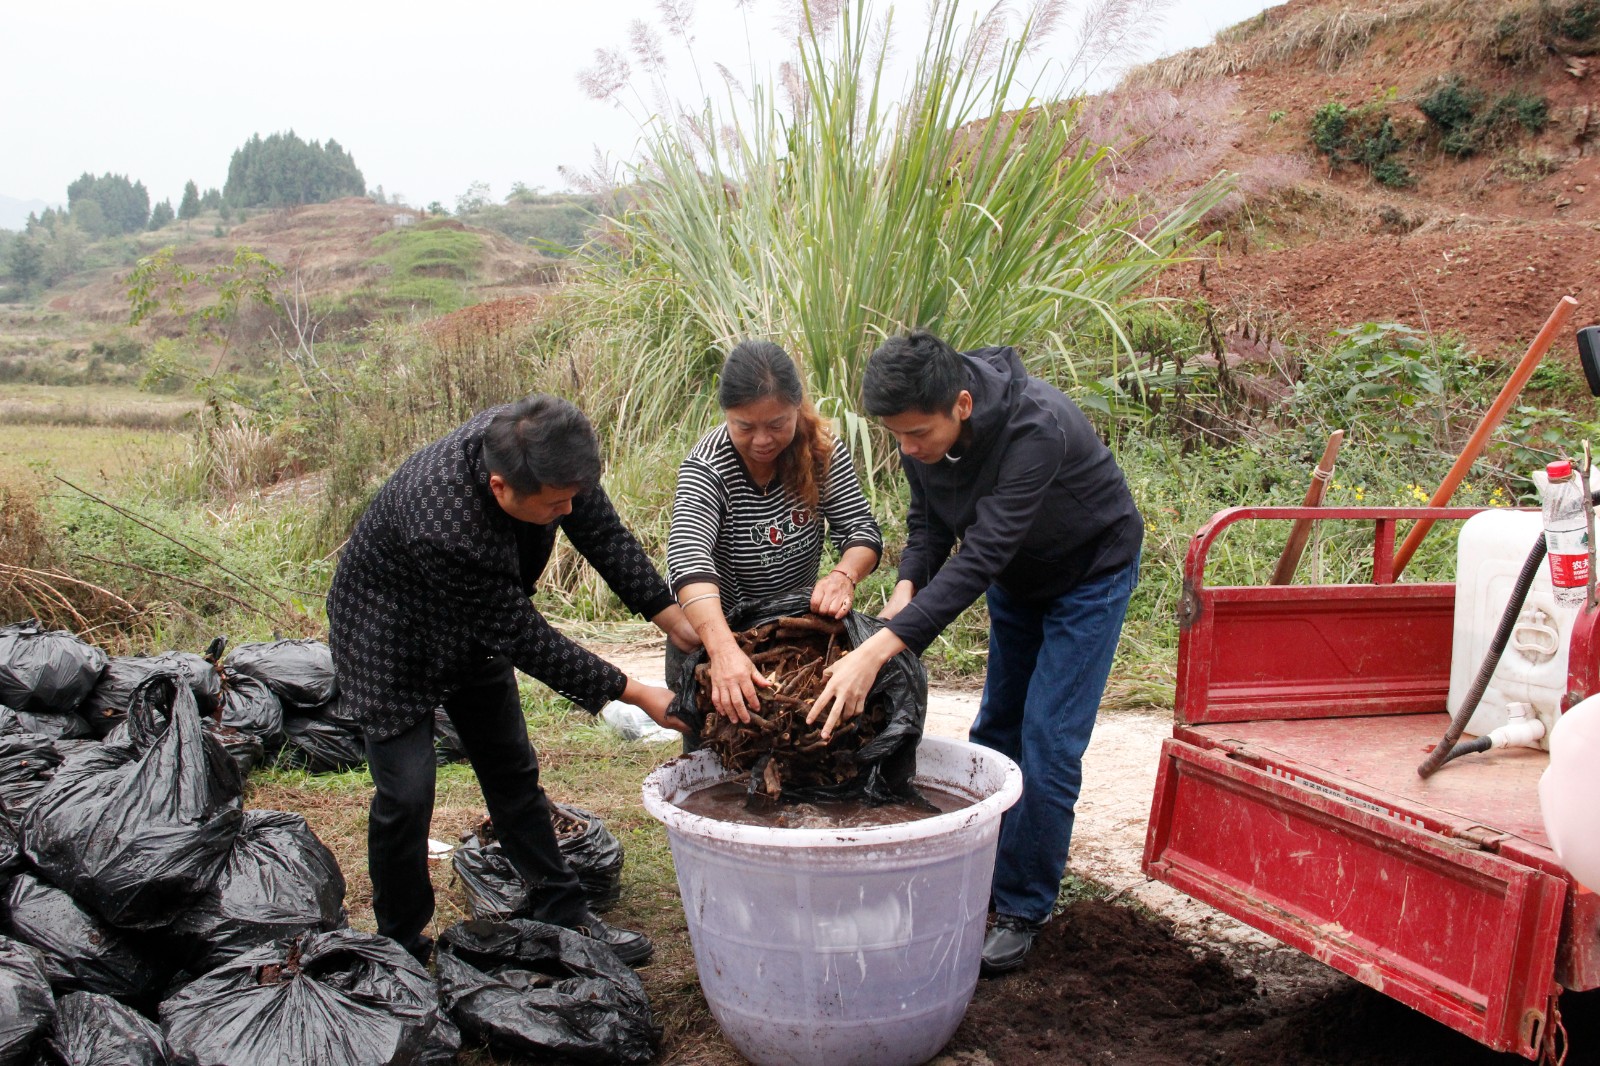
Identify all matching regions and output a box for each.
[364,657,588,955]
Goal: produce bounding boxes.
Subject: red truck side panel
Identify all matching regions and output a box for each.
[1146,737,1566,1057]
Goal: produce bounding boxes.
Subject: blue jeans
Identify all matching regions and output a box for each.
[968,558,1138,924]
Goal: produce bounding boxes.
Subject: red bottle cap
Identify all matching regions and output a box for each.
[1549,460,1573,479]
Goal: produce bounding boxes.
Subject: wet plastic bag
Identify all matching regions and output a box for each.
[0,935,55,1064]
[436,919,658,1064]
[453,806,624,919]
[173,809,348,972]
[224,639,337,712]
[277,715,366,774]
[673,591,928,803]
[433,708,467,765]
[0,705,91,743]
[6,873,170,1004]
[0,734,61,815]
[217,674,284,743]
[83,652,220,737]
[202,722,266,778]
[160,929,448,1066]
[23,674,244,929]
[0,621,107,717]
[49,990,178,1066]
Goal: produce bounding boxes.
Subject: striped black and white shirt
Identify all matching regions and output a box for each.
[667,426,882,609]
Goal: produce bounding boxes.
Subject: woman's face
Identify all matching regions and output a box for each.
[725,394,799,468]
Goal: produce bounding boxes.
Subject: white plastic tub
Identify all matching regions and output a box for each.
[641,736,1023,1066]
[1450,509,1573,744]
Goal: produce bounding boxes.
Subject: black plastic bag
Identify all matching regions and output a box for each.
[453,807,624,920]
[83,653,220,737]
[0,811,22,888]
[173,810,348,972]
[217,674,283,745]
[672,591,928,803]
[437,919,657,1064]
[50,740,99,764]
[433,708,466,765]
[23,674,244,930]
[49,990,179,1066]
[277,715,366,774]
[0,734,62,816]
[224,639,337,712]
[0,705,91,743]
[0,935,55,1064]
[201,722,265,778]
[450,835,528,922]
[5,873,170,1004]
[160,929,447,1065]
[554,805,624,911]
[0,621,107,717]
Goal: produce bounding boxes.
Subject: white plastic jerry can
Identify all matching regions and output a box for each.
[1449,509,1575,746]
[1540,693,1600,891]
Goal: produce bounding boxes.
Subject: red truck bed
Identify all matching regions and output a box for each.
[1143,507,1600,1060]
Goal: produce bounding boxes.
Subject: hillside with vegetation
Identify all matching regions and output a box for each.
[1114,0,1597,357]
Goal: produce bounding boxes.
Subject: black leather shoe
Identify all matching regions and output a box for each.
[403,934,434,968]
[572,911,654,966]
[980,914,1041,976]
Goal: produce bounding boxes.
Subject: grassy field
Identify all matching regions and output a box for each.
[0,383,196,430]
[0,421,186,486]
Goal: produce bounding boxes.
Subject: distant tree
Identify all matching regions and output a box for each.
[200,187,223,211]
[426,201,445,215]
[149,200,176,230]
[179,181,201,220]
[7,235,42,289]
[66,172,150,236]
[455,181,492,214]
[372,184,387,205]
[223,130,365,208]
[39,223,88,284]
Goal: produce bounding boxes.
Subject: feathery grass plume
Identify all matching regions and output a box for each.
[569,0,1231,471]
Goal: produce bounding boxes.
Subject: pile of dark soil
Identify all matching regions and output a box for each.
[950,898,1600,1065]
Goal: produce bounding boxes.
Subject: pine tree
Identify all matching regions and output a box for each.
[178,181,201,220]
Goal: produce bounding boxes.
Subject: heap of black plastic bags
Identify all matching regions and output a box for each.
[0,621,660,1065]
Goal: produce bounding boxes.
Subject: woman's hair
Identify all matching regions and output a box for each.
[719,340,833,509]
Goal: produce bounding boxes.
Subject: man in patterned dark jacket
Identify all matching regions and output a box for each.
[328,394,696,966]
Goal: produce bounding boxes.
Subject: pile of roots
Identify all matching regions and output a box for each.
[695,614,886,799]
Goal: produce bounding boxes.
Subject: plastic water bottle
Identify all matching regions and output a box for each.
[1542,459,1589,609]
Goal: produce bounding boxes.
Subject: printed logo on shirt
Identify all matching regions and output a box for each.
[751,508,813,549]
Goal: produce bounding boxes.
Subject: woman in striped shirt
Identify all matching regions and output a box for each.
[667,340,883,721]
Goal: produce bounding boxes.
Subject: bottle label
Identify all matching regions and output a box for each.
[1547,526,1590,588]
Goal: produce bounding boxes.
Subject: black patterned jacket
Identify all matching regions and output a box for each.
[327,406,675,740]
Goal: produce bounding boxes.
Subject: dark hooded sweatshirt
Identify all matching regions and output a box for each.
[884,347,1143,656]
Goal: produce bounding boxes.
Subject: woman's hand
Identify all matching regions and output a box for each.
[806,629,906,740]
[810,569,856,619]
[878,579,915,621]
[707,644,769,723]
[622,678,689,733]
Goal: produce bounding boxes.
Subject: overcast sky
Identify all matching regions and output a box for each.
[3,0,1276,215]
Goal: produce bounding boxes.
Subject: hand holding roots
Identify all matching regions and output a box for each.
[696,614,886,801]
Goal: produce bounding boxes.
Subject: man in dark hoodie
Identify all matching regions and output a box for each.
[810,329,1142,975]
[328,394,696,968]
